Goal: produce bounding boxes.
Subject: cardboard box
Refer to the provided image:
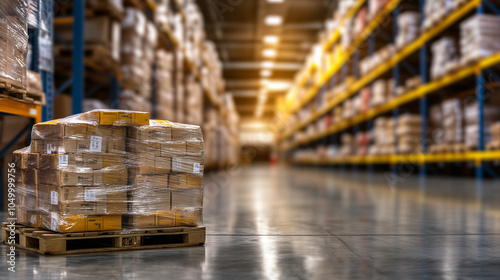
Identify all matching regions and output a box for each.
[16,207,40,228]
[26,169,38,185]
[107,138,126,154]
[128,189,171,213]
[186,140,203,154]
[94,167,127,185]
[40,213,121,233]
[133,174,169,188]
[129,125,172,142]
[39,168,94,186]
[171,125,203,141]
[171,189,203,210]
[169,174,203,189]
[32,138,98,154]
[136,156,171,175]
[15,169,26,183]
[172,155,204,174]
[161,141,186,157]
[32,121,92,140]
[39,154,82,169]
[12,151,28,169]
[129,142,161,154]
[27,153,40,169]
[83,154,125,169]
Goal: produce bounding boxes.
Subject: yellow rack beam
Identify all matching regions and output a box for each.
[293,151,500,165]
[286,0,401,117]
[278,0,480,141]
[281,52,500,151]
[0,99,42,123]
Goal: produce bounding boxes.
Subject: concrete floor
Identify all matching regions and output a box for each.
[1,165,500,279]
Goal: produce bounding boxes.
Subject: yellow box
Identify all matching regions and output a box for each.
[133,112,150,126]
[117,112,133,125]
[124,211,175,228]
[42,213,122,233]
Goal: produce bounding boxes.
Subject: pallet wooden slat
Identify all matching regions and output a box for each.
[1,224,206,255]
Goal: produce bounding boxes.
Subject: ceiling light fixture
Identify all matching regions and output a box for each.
[262,49,277,58]
[265,15,283,26]
[261,61,274,69]
[261,70,272,77]
[263,35,279,44]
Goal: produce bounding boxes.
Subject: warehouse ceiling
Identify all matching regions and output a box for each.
[196,0,333,120]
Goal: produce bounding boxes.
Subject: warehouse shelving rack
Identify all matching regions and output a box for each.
[277,0,500,182]
[0,0,54,209]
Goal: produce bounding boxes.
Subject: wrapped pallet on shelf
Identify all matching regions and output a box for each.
[464,103,500,151]
[13,110,204,233]
[431,37,460,80]
[442,99,464,152]
[396,114,422,154]
[396,12,420,50]
[460,14,500,66]
[0,0,29,93]
[488,122,500,150]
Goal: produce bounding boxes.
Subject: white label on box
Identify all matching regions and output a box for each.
[84,189,97,202]
[58,146,65,154]
[90,136,103,153]
[47,144,52,155]
[173,157,182,171]
[30,215,37,226]
[50,212,58,231]
[193,163,200,174]
[58,155,68,168]
[29,108,37,116]
[50,191,58,205]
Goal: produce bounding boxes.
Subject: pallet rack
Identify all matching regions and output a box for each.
[277,0,500,181]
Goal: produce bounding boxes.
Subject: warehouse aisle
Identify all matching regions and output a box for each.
[2,165,500,279]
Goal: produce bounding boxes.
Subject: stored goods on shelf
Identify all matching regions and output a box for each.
[12,110,204,233]
[431,37,460,80]
[460,15,500,65]
[0,0,29,91]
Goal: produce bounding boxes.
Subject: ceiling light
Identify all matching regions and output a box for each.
[265,15,283,26]
[265,81,291,91]
[262,49,277,58]
[263,35,279,44]
[261,70,272,77]
[261,61,274,69]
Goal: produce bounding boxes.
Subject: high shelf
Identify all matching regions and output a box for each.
[276,0,500,181]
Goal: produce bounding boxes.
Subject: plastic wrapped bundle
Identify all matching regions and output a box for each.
[0,0,29,91]
[431,37,460,80]
[461,15,500,65]
[12,110,204,233]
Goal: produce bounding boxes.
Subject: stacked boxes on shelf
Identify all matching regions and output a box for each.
[396,114,422,154]
[0,0,29,91]
[155,50,175,121]
[431,37,460,80]
[488,122,500,150]
[120,8,156,112]
[396,12,420,50]
[13,110,204,233]
[460,15,500,65]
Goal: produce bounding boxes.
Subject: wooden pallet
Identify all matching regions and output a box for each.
[1,223,205,255]
[0,77,46,105]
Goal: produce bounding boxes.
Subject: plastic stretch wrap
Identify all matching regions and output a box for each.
[12,110,204,233]
[0,0,29,89]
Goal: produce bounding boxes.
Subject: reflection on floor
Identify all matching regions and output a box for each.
[1,165,500,279]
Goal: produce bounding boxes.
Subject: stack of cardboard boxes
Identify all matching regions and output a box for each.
[431,37,460,80]
[155,50,175,121]
[120,8,156,112]
[488,122,500,150]
[14,110,204,233]
[396,12,420,50]
[371,117,396,155]
[461,15,500,65]
[0,1,28,90]
[396,114,422,154]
